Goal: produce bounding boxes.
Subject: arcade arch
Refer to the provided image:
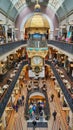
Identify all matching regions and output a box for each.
[20,13,54,40]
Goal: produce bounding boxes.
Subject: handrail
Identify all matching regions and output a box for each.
[27,122,48,127]
[0,40,26,56]
[0,60,28,118]
[46,61,73,112]
[48,40,73,54]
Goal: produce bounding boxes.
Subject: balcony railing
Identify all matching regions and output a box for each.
[27,39,48,48]
[0,60,28,118]
[0,40,26,56]
[48,40,73,54]
[46,61,73,112]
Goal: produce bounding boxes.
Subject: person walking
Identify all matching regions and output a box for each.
[32,120,37,130]
[22,95,24,105]
[51,94,54,102]
[52,110,57,121]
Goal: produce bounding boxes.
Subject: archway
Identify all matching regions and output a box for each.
[20,13,54,40]
[29,92,46,104]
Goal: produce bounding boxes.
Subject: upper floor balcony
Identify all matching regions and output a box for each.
[27,39,48,51]
[48,40,73,55]
[46,60,73,112]
[0,60,28,118]
[0,40,26,57]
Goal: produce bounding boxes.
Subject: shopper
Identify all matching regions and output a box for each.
[51,94,54,102]
[52,110,57,121]
[32,119,37,129]
[22,95,24,105]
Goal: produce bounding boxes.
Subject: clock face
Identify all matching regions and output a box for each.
[32,57,42,65]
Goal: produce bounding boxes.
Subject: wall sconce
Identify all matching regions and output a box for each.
[0,20,5,25]
[59,25,66,29]
[69,20,73,25]
[55,28,59,31]
[15,28,19,31]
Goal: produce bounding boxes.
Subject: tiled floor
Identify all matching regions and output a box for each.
[47,79,68,130]
[6,78,70,130]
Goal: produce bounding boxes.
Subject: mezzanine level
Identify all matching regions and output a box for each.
[46,60,73,112]
[48,40,73,58]
[0,60,28,118]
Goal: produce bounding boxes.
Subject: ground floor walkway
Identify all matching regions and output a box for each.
[6,78,70,130]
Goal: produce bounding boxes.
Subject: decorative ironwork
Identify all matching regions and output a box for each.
[48,40,73,54]
[46,61,73,112]
[0,40,26,56]
[0,60,28,118]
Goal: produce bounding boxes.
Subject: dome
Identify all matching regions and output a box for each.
[25,1,49,29]
[25,14,49,28]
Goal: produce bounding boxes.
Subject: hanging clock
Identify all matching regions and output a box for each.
[31,56,43,65]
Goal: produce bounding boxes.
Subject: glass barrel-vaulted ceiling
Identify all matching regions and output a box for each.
[0,0,73,21]
[48,0,64,11]
[10,0,26,10]
[10,0,64,12]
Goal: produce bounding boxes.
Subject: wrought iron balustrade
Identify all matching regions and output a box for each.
[48,40,73,54]
[46,61,73,112]
[27,39,48,48]
[0,60,28,118]
[0,40,26,56]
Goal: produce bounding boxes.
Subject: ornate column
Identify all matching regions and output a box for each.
[11,27,15,42]
[5,25,8,43]
[49,31,54,40]
[48,48,52,59]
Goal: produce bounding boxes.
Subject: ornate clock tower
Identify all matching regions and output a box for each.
[26,0,49,77]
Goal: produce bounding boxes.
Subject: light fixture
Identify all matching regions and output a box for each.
[69,20,73,25]
[31,0,35,2]
[20,29,24,32]
[59,24,67,28]
[59,25,66,29]
[68,57,73,62]
[15,28,19,31]
[0,20,5,25]
[40,0,43,2]
[55,28,59,31]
